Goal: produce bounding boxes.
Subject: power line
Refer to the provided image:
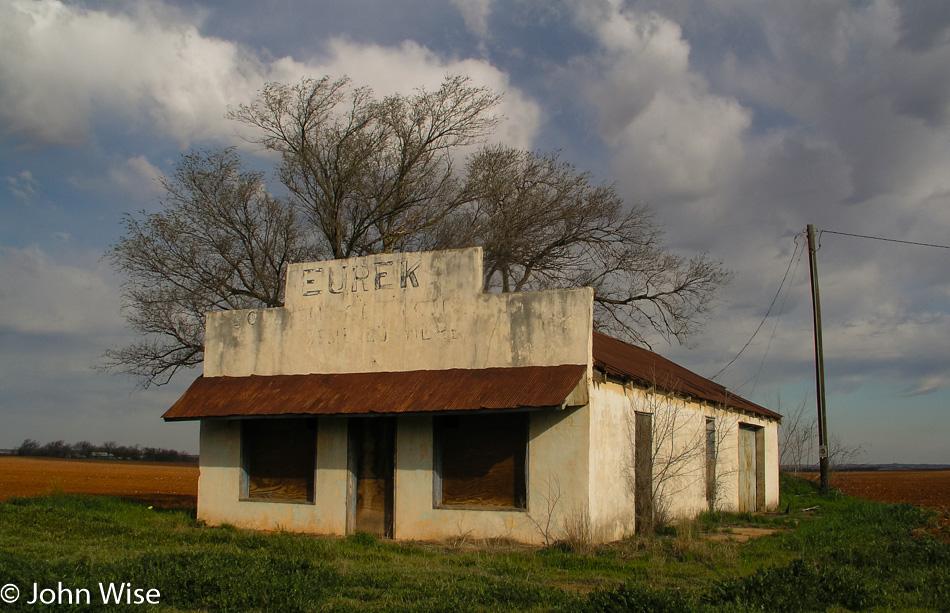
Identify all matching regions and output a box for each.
[821,229,950,250]
[711,225,947,386]
[710,235,803,382]
[746,239,804,397]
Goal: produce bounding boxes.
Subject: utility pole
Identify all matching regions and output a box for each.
[806,224,830,490]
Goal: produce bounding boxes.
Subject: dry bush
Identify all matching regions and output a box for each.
[560,507,593,555]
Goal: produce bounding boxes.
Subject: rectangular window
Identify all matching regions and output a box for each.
[705,417,717,507]
[242,419,316,503]
[435,413,527,510]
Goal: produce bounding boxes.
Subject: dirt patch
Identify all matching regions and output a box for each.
[703,527,779,543]
[0,456,198,510]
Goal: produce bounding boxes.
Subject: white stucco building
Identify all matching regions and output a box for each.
[164,247,780,543]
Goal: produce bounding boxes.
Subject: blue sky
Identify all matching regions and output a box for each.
[2,0,950,463]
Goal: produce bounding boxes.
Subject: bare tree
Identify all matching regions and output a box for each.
[440,146,732,347]
[106,75,732,386]
[624,382,708,532]
[778,395,866,483]
[103,148,314,387]
[705,404,740,512]
[779,396,815,474]
[228,75,500,258]
[525,475,564,547]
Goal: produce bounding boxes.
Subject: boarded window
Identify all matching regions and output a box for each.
[705,418,717,507]
[436,413,527,509]
[242,419,316,503]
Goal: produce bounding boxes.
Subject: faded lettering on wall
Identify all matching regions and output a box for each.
[301,260,420,297]
[322,323,461,344]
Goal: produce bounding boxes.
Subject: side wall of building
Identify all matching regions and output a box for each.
[587,378,780,534]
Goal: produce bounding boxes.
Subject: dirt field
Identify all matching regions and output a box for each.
[2,458,947,516]
[0,456,198,510]
[801,470,950,508]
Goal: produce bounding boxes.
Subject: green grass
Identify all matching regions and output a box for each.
[1,475,948,611]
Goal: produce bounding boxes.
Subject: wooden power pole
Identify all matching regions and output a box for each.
[806,224,830,490]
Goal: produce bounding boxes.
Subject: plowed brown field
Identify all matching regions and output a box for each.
[2,458,947,518]
[0,456,198,509]
[802,470,950,508]
[802,470,950,537]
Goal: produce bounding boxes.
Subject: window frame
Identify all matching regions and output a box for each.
[432,412,529,512]
[240,418,318,505]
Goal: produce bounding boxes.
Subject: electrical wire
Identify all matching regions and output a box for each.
[744,240,804,396]
[710,226,945,387]
[709,233,804,381]
[822,229,950,250]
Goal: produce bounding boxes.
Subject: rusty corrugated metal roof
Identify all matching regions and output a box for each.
[592,331,780,420]
[163,364,587,421]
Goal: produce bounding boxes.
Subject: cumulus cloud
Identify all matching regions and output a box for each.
[571,6,751,202]
[0,0,540,150]
[716,1,950,205]
[0,245,122,335]
[270,39,540,149]
[558,1,950,412]
[0,0,267,147]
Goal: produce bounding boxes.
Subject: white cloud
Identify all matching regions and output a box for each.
[272,39,540,150]
[0,0,268,147]
[0,245,122,335]
[68,155,165,196]
[451,0,494,39]
[0,1,540,151]
[573,7,752,201]
[901,376,950,397]
[5,170,39,199]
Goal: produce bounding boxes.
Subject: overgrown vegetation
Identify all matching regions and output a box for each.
[1,475,947,611]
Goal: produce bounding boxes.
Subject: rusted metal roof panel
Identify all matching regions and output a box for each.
[592,331,780,420]
[163,364,587,421]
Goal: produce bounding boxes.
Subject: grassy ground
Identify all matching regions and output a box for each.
[1,475,948,612]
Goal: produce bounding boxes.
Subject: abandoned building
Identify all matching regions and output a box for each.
[163,247,780,543]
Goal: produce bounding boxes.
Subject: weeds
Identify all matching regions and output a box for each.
[1,478,949,612]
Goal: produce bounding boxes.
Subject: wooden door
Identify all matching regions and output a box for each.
[634,411,654,534]
[351,417,396,537]
[738,425,757,513]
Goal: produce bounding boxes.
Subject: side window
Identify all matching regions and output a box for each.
[435,413,528,510]
[242,419,316,503]
[705,417,717,507]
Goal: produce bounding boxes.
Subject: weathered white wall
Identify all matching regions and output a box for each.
[589,380,781,533]
[587,379,637,541]
[197,410,597,544]
[391,409,592,545]
[203,248,593,377]
[196,418,349,534]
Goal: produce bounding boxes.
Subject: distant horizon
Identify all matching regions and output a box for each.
[4,443,949,470]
